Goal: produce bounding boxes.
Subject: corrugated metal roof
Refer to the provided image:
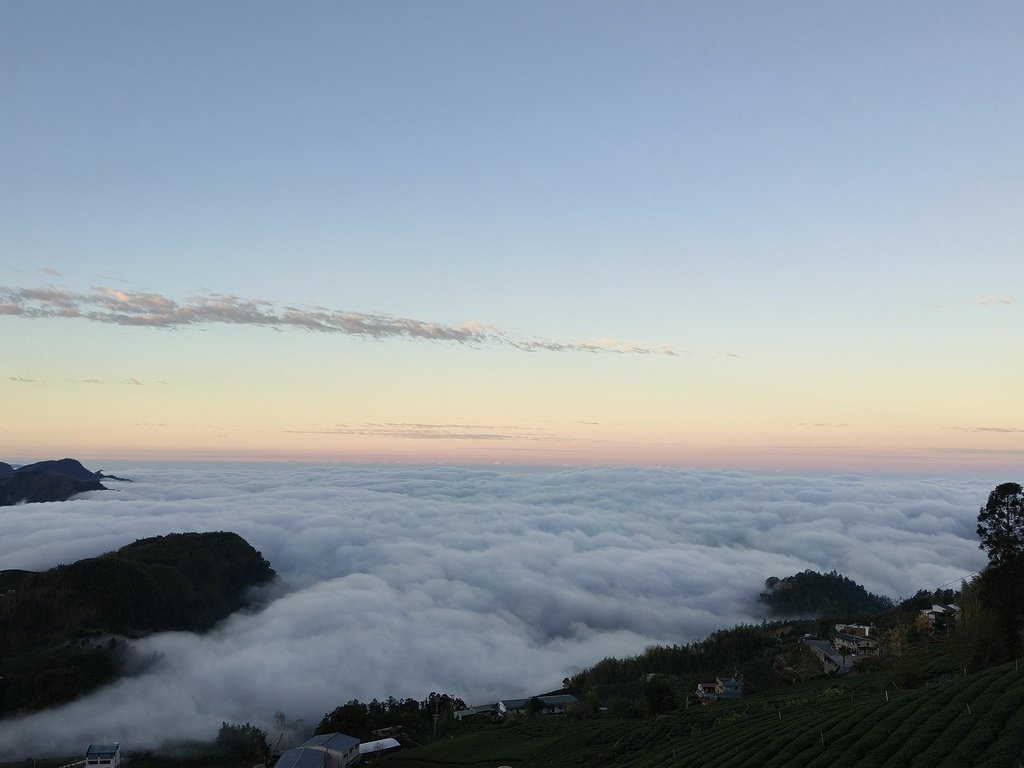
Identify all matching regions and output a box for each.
[86,745,120,758]
[359,738,401,755]
[301,733,360,753]
[274,747,326,768]
[835,632,870,642]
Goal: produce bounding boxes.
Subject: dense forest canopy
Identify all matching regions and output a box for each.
[315,692,467,742]
[759,570,893,617]
[0,531,276,716]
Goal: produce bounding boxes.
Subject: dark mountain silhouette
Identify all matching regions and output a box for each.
[13,457,118,482]
[0,531,276,716]
[759,569,893,617]
[0,458,131,507]
[0,470,105,506]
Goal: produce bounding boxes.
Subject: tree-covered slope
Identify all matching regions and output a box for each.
[0,532,276,715]
[10,458,107,482]
[760,570,893,617]
[0,458,134,507]
[0,469,105,505]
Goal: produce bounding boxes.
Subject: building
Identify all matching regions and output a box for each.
[696,677,743,702]
[536,694,576,714]
[715,677,743,700]
[275,733,360,768]
[833,632,878,653]
[696,681,718,702]
[358,738,402,762]
[274,747,333,768]
[921,604,960,628]
[85,745,120,768]
[803,636,854,674]
[454,703,496,720]
[496,694,577,716]
[835,623,873,638]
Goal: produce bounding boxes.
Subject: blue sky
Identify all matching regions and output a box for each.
[3,1,1022,472]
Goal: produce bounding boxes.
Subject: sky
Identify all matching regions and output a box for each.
[2,1,1022,473]
[0,464,992,753]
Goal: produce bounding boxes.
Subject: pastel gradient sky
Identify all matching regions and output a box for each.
[2,1,1022,474]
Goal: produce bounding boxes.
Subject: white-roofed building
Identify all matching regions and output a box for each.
[359,737,401,760]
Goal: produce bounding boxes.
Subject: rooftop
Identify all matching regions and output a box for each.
[274,747,327,768]
[301,733,360,753]
[86,746,120,758]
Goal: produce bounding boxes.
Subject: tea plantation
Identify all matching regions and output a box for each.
[376,661,1024,768]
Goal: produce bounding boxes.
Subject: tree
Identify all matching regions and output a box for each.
[976,482,1024,566]
[526,696,544,716]
[216,722,268,758]
[641,676,677,717]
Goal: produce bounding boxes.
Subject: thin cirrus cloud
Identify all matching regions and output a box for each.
[973,295,1015,306]
[8,375,42,383]
[0,285,676,356]
[282,422,569,441]
[927,295,1016,309]
[944,426,1024,434]
[0,465,990,755]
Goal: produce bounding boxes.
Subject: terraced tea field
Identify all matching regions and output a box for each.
[378,662,1024,768]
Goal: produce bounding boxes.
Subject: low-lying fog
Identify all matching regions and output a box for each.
[0,465,990,755]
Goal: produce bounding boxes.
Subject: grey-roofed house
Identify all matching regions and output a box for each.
[86,745,120,768]
[454,703,496,720]
[921,603,960,628]
[537,694,577,714]
[833,632,877,653]
[835,623,873,638]
[497,698,529,716]
[714,677,743,700]
[497,694,577,716]
[274,747,331,768]
[303,733,360,756]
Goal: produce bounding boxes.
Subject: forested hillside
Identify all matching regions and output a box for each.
[759,570,893,617]
[0,532,276,715]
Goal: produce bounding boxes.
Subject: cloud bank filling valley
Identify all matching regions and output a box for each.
[0,464,989,754]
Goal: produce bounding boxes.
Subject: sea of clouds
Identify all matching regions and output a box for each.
[0,464,993,755]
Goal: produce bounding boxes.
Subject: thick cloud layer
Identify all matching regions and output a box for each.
[0,465,990,755]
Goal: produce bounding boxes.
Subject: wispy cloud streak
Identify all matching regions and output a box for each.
[282,421,567,441]
[974,295,1015,306]
[944,426,1024,434]
[0,285,676,355]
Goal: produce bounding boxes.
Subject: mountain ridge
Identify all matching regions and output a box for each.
[0,457,130,507]
[0,531,277,716]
